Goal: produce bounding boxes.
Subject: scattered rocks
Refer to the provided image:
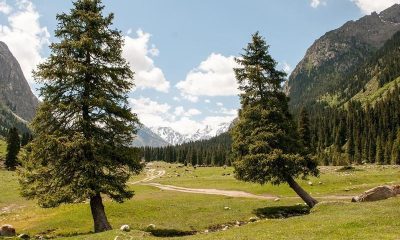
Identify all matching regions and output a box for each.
[120,225,130,232]
[18,233,30,239]
[0,224,16,237]
[249,216,259,222]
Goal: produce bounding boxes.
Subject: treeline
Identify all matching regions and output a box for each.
[140,132,232,166]
[309,84,400,165]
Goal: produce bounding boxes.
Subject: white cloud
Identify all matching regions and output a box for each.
[176,53,240,99]
[351,0,400,13]
[185,108,201,117]
[123,29,170,92]
[129,97,172,127]
[216,102,223,107]
[0,0,50,83]
[0,0,11,14]
[310,0,327,8]
[205,99,211,103]
[129,97,235,135]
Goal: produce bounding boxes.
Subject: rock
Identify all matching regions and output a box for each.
[146,224,156,230]
[274,198,280,202]
[224,206,231,210]
[249,217,259,222]
[352,185,399,202]
[222,226,229,231]
[18,233,30,239]
[204,229,209,233]
[308,181,313,186]
[318,181,323,185]
[120,224,130,232]
[235,221,241,226]
[0,224,16,237]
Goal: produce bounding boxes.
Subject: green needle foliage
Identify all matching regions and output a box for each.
[5,127,20,170]
[18,0,142,233]
[232,32,319,208]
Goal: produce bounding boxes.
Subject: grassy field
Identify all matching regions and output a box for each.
[0,162,400,239]
[0,139,6,159]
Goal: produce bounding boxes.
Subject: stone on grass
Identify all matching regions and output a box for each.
[249,216,259,222]
[0,224,16,237]
[120,224,130,232]
[147,224,156,230]
[222,226,229,231]
[308,181,313,186]
[274,198,280,202]
[352,185,400,202]
[224,206,231,210]
[18,233,30,239]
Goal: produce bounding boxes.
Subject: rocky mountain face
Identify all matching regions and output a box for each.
[0,41,39,121]
[288,4,400,111]
[132,126,170,147]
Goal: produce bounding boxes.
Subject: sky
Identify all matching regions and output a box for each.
[0,0,399,135]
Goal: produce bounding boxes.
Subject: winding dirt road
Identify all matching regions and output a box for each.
[131,168,353,200]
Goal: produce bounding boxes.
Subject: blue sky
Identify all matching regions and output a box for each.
[0,0,398,134]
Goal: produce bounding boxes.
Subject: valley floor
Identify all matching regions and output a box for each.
[0,163,400,239]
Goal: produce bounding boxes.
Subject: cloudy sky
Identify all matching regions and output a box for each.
[0,0,399,134]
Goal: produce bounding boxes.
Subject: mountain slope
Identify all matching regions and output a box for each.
[0,41,39,121]
[132,126,169,147]
[288,4,400,111]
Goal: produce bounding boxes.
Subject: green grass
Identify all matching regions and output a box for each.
[351,76,400,106]
[0,138,6,159]
[0,163,400,239]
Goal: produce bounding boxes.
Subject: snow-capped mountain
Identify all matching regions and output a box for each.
[150,122,231,145]
[150,126,187,145]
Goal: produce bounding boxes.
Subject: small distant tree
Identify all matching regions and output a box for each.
[19,0,142,233]
[20,132,32,147]
[231,32,319,208]
[5,127,20,170]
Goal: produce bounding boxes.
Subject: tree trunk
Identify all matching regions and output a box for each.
[90,193,112,233]
[287,176,318,208]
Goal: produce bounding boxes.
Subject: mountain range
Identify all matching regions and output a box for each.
[288,4,400,112]
[0,41,38,136]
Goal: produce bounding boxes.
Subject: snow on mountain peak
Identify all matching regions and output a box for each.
[150,122,231,145]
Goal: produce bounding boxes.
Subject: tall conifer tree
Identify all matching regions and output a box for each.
[231,32,319,208]
[5,127,20,170]
[19,0,142,232]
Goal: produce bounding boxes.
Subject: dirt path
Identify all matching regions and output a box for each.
[129,169,166,185]
[131,168,353,201]
[145,182,277,200]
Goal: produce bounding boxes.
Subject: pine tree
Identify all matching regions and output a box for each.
[18,0,142,233]
[298,108,311,153]
[231,32,319,208]
[5,127,20,170]
[375,136,384,164]
[392,130,400,165]
[20,132,32,147]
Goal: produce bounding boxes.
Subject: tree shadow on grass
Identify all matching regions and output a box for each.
[253,205,310,219]
[146,228,197,237]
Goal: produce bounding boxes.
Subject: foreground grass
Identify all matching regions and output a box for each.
[0,139,6,159]
[0,163,399,239]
